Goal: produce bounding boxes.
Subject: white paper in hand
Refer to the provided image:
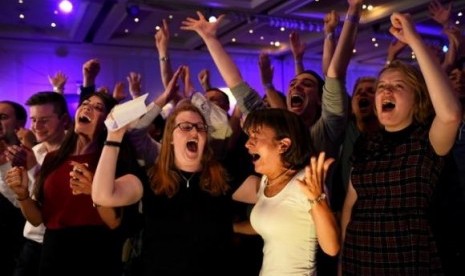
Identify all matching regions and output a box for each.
[104,93,149,131]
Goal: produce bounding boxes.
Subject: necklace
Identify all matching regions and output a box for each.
[178,171,196,188]
[265,168,291,187]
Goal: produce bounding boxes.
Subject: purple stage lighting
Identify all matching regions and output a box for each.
[59,0,73,13]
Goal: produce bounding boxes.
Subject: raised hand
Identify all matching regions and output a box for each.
[389,13,420,45]
[428,0,451,26]
[181,65,195,98]
[82,58,100,87]
[289,31,306,61]
[181,11,225,40]
[258,52,274,86]
[155,19,170,55]
[127,72,142,99]
[69,161,93,195]
[112,82,126,102]
[386,39,408,62]
[154,65,184,107]
[297,152,334,201]
[48,71,68,93]
[198,69,211,91]
[324,10,339,35]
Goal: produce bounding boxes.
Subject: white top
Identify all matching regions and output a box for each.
[250,170,317,276]
[22,142,48,243]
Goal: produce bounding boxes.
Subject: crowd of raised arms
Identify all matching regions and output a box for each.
[1,0,465,275]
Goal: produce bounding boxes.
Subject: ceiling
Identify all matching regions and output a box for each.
[1,0,465,66]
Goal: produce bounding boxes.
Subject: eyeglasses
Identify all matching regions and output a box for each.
[174,122,208,133]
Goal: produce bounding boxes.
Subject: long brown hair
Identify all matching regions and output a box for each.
[33,92,117,202]
[148,103,229,197]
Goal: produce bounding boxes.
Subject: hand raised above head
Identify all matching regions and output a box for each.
[181,11,226,40]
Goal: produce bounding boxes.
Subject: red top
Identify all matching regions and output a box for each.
[41,152,105,229]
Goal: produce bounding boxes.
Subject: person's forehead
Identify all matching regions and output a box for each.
[175,110,202,122]
[29,104,57,116]
[296,73,318,82]
[0,103,15,115]
[87,95,104,104]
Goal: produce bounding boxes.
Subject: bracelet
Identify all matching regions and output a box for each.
[345,14,360,24]
[263,82,274,90]
[104,140,122,147]
[308,193,327,206]
[159,56,169,62]
[325,32,334,40]
[17,194,30,201]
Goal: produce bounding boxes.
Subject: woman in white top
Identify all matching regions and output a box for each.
[233,108,340,275]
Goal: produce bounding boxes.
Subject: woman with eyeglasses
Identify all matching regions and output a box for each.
[6,92,144,276]
[91,68,234,275]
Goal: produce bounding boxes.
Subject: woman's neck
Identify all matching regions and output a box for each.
[74,135,98,155]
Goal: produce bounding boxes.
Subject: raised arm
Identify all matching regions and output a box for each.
[428,0,451,27]
[92,125,143,207]
[322,10,339,76]
[326,0,362,79]
[155,19,174,88]
[127,66,183,166]
[258,52,286,109]
[181,12,243,88]
[48,71,68,94]
[386,39,407,66]
[289,31,306,75]
[442,25,462,73]
[127,72,142,99]
[80,58,100,102]
[198,69,212,91]
[390,12,462,155]
[182,12,265,116]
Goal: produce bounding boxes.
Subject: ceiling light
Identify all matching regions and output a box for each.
[274,41,281,47]
[58,0,73,13]
[19,14,25,19]
[51,22,57,28]
[208,16,217,23]
[231,38,236,42]
[126,4,140,17]
[458,12,462,17]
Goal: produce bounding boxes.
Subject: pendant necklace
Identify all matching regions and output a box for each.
[178,171,196,188]
[265,167,291,187]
